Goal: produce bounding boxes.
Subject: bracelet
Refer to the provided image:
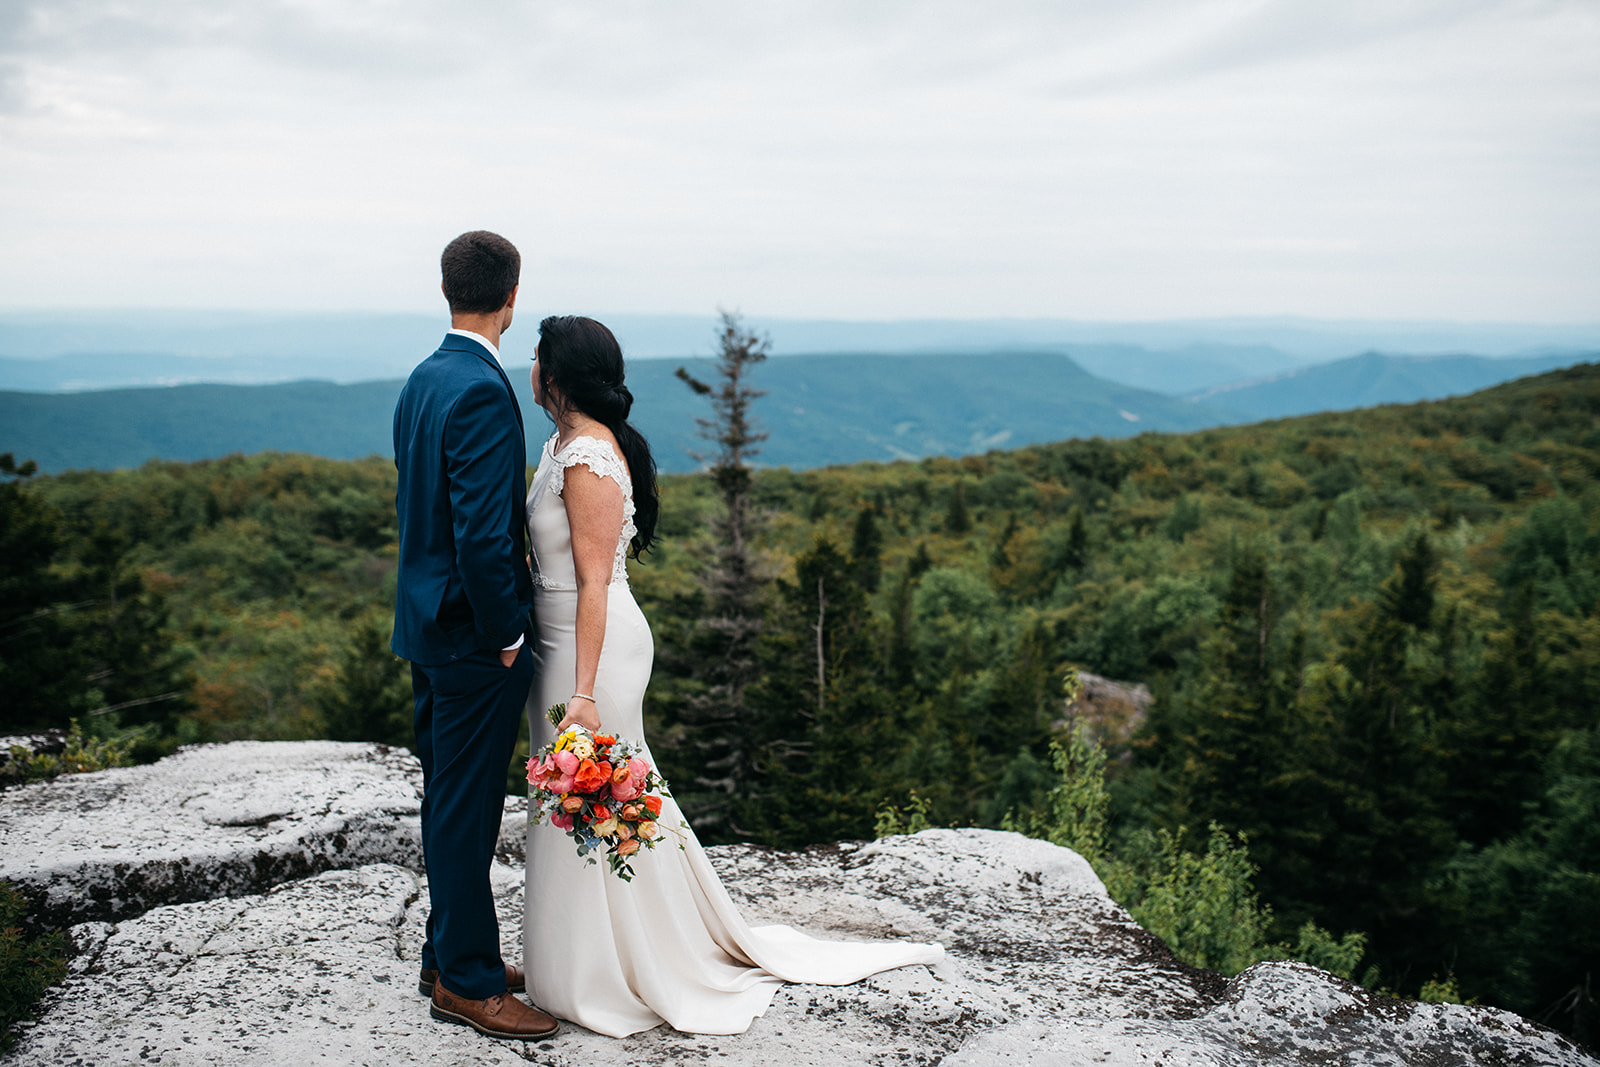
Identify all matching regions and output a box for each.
[570,693,595,704]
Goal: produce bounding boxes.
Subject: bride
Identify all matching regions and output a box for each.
[521,315,943,1037]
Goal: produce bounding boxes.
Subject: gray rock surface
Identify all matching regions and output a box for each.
[0,740,422,928]
[3,742,1593,1066]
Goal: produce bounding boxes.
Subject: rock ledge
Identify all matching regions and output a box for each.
[3,742,1594,1067]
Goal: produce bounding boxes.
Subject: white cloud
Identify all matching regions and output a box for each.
[0,0,1595,321]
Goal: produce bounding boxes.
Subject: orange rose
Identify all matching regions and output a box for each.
[616,838,640,856]
[643,796,663,817]
[611,764,631,785]
[621,803,641,820]
[561,795,584,813]
[573,759,608,793]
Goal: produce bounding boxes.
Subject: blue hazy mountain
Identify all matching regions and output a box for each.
[1184,351,1598,419]
[6,310,1599,395]
[4,310,1597,476]
[7,347,1600,477]
[0,352,1248,475]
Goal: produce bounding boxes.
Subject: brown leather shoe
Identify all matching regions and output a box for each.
[429,978,559,1040]
[418,962,524,998]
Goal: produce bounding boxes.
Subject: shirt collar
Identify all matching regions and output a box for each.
[446,328,499,360]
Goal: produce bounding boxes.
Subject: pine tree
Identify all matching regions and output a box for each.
[849,505,883,593]
[944,482,970,534]
[1179,546,1277,836]
[317,614,412,748]
[1319,530,1455,965]
[672,311,772,839]
[1062,507,1089,571]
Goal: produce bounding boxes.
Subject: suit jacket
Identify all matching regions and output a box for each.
[391,333,534,665]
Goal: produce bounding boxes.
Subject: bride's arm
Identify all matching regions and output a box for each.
[554,462,626,734]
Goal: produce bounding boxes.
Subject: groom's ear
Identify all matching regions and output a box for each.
[500,284,519,331]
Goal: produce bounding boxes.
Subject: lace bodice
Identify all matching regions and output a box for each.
[526,433,636,590]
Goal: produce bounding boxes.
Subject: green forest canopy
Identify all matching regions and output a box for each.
[2,361,1596,1042]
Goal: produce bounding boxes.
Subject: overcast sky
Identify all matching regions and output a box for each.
[2,0,1596,322]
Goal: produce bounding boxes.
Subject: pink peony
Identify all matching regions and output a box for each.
[611,776,641,802]
[545,750,579,794]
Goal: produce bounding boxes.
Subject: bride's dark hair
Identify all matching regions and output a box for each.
[535,315,659,558]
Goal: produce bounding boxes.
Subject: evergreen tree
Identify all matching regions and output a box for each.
[1439,727,1600,1045]
[1319,530,1455,972]
[672,311,772,839]
[0,456,79,730]
[944,482,970,534]
[748,534,897,845]
[316,614,412,748]
[1447,582,1560,845]
[0,459,189,739]
[884,544,932,690]
[1063,507,1089,570]
[849,505,883,593]
[1177,546,1278,837]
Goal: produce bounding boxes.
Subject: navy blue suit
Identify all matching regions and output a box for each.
[392,331,538,999]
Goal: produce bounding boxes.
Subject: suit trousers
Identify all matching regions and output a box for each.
[412,644,536,999]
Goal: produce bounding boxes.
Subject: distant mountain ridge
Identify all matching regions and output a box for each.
[4,348,1596,477]
[1185,351,1597,419]
[5,309,1599,396]
[0,352,1247,475]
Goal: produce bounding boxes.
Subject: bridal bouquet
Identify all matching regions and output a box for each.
[525,704,672,881]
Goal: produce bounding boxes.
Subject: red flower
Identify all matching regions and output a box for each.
[643,795,663,817]
[573,759,608,793]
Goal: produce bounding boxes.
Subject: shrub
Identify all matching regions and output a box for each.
[1279,920,1371,984]
[1002,720,1108,865]
[0,720,134,788]
[1104,823,1276,976]
[874,790,932,838]
[0,882,66,1052]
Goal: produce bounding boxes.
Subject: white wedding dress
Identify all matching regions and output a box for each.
[522,433,944,1037]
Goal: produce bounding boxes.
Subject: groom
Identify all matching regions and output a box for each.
[391,230,555,1041]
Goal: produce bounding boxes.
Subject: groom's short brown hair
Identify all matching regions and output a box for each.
[441,230,521,314]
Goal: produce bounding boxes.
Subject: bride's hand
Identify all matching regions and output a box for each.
[557,695,602,734]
